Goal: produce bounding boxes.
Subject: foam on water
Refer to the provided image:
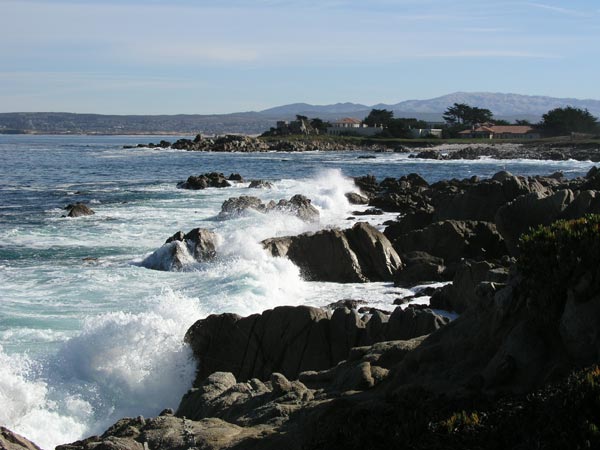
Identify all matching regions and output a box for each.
[0,289,201,450]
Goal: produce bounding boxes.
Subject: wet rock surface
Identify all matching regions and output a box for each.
[141,227,219,271]
[64,202,95,217]
[218,194,319,222]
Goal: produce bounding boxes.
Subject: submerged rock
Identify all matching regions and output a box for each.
[64,202,95,217]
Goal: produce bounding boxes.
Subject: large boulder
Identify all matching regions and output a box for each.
[434,171,548,222]
[64,202,95,217]
[184,304,444,385]
[141,228,219,271]
[271,194,319,223]
[218,196,266,218]
[345,192,369,205]
[262,222,402,282]
[392,220,507,265]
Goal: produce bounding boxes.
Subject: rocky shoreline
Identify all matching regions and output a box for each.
[411,141,600,161]
[125,134,600,161]
[6,166,600,449]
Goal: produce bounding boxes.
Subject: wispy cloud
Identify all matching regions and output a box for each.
[422,50,560,59]
[525,2,590,17]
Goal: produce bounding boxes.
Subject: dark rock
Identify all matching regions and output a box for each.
[0,427,42,450]
[263,222,402,283]
[429,260,509,313]
[65,202,95,217]
[393,220,507,264]
[272,194,319,223]
[326,299,367,310]
[383,211,434,241]
[228,173,244,181]
[185,303,439,387]
[345,192,370,205]
[353,175,379,197]
[385,306,449,340]
[177,172,231,190]
[394,251,446,286]
[495,189,575,255]
[248,179,274,189]
[352,208,384,216]
[218,194,319,222]
[411,150,443,159]
[434,171,548,222]
[218,196,265,218]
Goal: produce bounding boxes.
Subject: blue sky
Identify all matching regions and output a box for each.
[1,0,599,114]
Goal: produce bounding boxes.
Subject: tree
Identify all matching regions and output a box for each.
[443,103,493,126]
[515,119,532,126]
[364,109,394,127]
[540,106,599,136]
[310,118,330,133]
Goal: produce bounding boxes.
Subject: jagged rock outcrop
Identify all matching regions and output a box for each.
[392,220,507,265]
[218,194,319,222]
[262,222,402,282]
[141,228,218,271]
[184,304,447,384]
[0,428,42,450]
[177,172,232,189]
[430,260,509,313]
[64,202,95,217]
[433,171,548,222]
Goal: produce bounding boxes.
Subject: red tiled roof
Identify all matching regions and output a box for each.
[335,117,362,124]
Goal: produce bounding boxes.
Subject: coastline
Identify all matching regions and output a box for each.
[7,163,600,450]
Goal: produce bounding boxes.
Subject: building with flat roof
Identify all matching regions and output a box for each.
[327,118,382,136]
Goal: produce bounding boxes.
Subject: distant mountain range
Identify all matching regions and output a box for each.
[1,92,599,135]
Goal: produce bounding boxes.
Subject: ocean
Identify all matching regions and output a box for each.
[0,134,596,449]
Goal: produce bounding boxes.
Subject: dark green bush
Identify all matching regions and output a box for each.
[518,214,600,310]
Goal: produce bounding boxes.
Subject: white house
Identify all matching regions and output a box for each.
[327,118,382,136]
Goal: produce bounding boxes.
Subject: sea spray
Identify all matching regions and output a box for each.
[0,289,201,450]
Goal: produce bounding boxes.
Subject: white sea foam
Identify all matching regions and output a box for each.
[0,289,201,449]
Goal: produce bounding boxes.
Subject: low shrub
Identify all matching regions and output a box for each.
[517,214,600,312]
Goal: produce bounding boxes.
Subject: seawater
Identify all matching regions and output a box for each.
[0,135,595,449]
